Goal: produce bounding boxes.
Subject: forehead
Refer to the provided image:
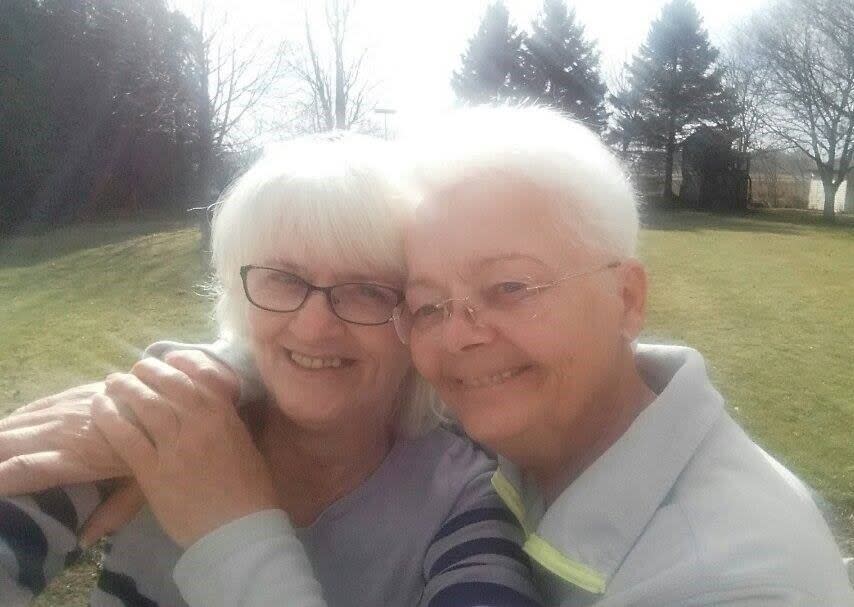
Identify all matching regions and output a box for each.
[406,176,581,279]
[257,240,404,285]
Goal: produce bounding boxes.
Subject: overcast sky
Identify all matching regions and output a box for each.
[171,0,770,131]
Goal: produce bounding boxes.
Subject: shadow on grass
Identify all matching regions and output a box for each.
[642,208,854,235]
[0,220,197,268]
[826,501,854,558]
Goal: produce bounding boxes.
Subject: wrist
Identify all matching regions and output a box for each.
[179,497,279,548]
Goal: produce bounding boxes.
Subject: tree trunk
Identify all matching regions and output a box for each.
[194,29,214,263]
[663,129,676,204]
[822,176,837,223]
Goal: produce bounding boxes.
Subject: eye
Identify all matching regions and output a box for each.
[271,272,302,285]
[483,281,534,307]
[356,284,395,302]
[260,270,305,290]
[496,281,527,294]
[410,303,443,319]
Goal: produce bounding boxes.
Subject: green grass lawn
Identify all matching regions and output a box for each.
[0,221,214,606]
[640,209,854,555]
[0,211,852,604]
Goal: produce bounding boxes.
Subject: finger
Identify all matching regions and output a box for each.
[0,421,63,459]
[163,350,240,405]
[2,382,106,418]
[0,410,53,432]
[130,358,205,414]
[79,481,145,548]
[0,451,104,496]
[104,373,179,448]
[92,394,157,480]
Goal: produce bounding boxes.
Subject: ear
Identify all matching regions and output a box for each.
[617,259,647,342]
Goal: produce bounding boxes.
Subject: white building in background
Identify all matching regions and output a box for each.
[808,172,854,213]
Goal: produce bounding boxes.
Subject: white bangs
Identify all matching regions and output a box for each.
[244,170,409,276]
[210,135,414,342]
[404,104,639,259]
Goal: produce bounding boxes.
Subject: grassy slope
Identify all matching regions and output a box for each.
[0,212,851,604]
[0,222,213,606]
[0,222,213,407]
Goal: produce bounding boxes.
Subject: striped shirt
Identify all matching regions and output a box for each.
[0,426,541,606]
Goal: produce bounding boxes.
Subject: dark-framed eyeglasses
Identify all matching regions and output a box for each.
[240,265,405,327]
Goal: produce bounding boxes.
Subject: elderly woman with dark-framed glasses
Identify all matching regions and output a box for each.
[0,134,540,606]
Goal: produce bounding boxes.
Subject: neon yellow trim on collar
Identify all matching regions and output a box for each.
[524,534,606,594]
[491,471,529,534]
[492,471,607,595]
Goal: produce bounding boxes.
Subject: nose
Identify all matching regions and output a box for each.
[440,300,493,353]
[288,290,345,341]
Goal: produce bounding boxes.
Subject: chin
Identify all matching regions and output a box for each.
[266,376,344,418]
[446,395,532,452]
[273,397,350,430]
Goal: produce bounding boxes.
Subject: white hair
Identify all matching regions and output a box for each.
[209,132,439,437]
[405,104,639,259]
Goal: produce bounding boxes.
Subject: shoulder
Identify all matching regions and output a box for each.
[620,412,852,603]
[410,431,539,605]
[387,426,511,543]
[395,425,497,492]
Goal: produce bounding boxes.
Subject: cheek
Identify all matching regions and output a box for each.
[244,311,299,385]
[365,330,413,383]
[535,306,623,405]
[247,308,284,342]
[407,336,441,383]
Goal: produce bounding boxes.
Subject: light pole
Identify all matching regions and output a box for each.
[374,107,397,140]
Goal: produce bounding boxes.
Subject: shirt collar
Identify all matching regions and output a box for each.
[493,344,725,595]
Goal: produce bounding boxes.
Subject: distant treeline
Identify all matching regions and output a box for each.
[0,0,218,235]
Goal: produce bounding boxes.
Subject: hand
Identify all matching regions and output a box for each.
[93,351,278,548]
[0,383,130,495]
[79,480,146,548]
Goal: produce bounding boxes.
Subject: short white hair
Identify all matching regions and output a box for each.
[209,133,439,437]
[406,104,639,259]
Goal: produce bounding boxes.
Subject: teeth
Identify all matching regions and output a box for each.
[289,351,345,370]
[461,367,525,388]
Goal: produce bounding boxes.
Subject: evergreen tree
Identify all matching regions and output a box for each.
[452,2,524,103]
[607,73,645,154]
[517,0,608,132]
[616,0,736,201]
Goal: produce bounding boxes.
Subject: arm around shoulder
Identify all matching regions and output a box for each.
[419,440,542,607]
[173,509,327,607]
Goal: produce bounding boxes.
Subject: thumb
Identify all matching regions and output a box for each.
[79,480,145,549]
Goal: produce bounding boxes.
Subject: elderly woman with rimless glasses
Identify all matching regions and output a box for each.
[0,135,540,606]
[397,106,853,606]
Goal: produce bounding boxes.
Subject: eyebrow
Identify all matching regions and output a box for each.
[406,253,548,291]
[263,260,304,274]
[261,260,402,287]
[339,271,403,286]
[473,253,547,270]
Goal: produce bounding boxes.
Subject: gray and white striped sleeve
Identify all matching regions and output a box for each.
[0,483,103,604]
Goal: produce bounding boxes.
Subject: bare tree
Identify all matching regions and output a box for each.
[180,2,290,252]
[751,0,854,221]
[286,0,375,133]
[721,34,771,155]
[192,4,289,193]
